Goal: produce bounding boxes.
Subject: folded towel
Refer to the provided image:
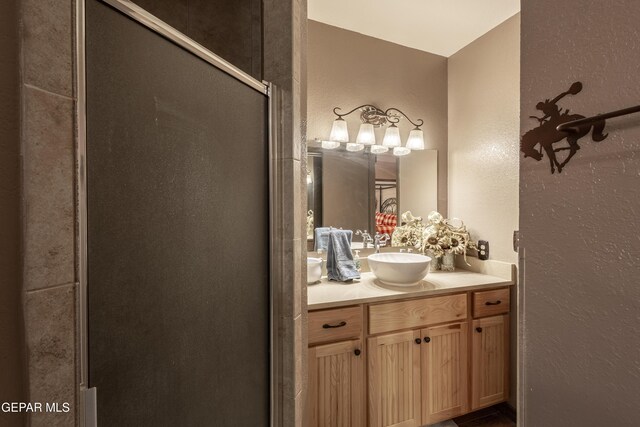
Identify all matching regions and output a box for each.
[314,227,331,252]
[326,230,360,282]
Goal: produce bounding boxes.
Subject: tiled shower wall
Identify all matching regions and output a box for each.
[18,0,306,425]
[20,0,77,425]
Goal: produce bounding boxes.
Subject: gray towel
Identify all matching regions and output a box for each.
[326,230,360,282]
[314,227,331,252]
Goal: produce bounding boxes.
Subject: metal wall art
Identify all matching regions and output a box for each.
[521,82,608,174]
[521,81,640,174]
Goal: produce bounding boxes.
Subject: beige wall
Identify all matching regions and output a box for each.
[307,20,449,216]
[448,16,520,410]
[448,14,520,265]
[0,0,26,425]
[520,1,640,425]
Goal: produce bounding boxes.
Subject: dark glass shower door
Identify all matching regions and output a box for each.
[86,1,270,425]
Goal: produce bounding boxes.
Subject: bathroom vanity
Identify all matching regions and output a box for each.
[307,266,514,427]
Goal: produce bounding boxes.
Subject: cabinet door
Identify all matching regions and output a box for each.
[471,315,509,410]
[308,340,364,427]
[368,330,422,427]
[421,322,469,424]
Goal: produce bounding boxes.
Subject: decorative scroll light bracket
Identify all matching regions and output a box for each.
[323,104,426,155]
[359,105,389,127]
[333,104,424,128]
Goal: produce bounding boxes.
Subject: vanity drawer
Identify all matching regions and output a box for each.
[309,306,362,345]
[473,288,510,318]
[369,294,467,335]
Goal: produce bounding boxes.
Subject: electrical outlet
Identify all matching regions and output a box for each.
[478,240,489,260]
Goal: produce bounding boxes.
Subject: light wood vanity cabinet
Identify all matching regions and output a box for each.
[421,322,469,424]
[308,339,364,427]
[470,289,510,411]
[368,330,422,427]
[367,295,469,427]
[307,286,510,426]
[307,307,366,427]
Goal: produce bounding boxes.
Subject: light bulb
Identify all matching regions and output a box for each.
[329,118,349,143]
[393,146,411,156]
[382,124,401,147]
[370,145,389,154]
[346,143,364,152]
[356,123,376,145]
[406,128,425,150]
[321,140,340,149]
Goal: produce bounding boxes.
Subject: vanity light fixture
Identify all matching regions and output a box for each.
[393,146,411,156]
[382,124,401,148]
[356,123,376,145]
[406,128,425,150]
[321,140,341,149]
[370,145,389,154]
[346,142,365,152]
[329,117,349,143]
[322,104,425,155]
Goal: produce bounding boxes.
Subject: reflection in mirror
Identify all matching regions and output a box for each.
[306,146,437,250]
[374,154,398,238]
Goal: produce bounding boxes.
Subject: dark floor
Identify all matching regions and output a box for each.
[453,405,516,427]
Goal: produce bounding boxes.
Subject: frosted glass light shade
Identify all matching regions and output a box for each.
[329,118,349,143]
[382,124,401,147]
[321,140,340,149]
[406,128,425,150]
[346,143,364,152]
[370,145,389,154]
[393,146,411,156]
[356,123,376,145]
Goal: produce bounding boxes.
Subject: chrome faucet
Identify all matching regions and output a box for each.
[374,233,390,253]
[356,230,373,248]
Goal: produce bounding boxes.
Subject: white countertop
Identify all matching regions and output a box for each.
[308,270,514,310]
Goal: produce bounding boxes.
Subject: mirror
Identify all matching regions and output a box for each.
[306,144,437,249]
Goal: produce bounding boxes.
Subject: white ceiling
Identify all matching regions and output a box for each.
[308,0,520,57]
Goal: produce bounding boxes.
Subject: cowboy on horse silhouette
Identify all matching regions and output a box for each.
[520,82,608,174]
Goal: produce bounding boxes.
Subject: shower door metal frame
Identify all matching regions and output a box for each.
[76,1,278,425]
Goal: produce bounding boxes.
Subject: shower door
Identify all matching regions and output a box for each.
[83,1,271,425]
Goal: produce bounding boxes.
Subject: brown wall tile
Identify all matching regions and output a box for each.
[22,86,75,291]
[21,0,73,96]
[25,284,76,427]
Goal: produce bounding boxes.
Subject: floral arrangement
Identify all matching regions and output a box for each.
[392,210,477,264]
[391,211,424,248]
[420,211,477,263]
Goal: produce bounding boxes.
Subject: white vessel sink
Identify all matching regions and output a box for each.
[367,253,431,286]
[307,257,323,284]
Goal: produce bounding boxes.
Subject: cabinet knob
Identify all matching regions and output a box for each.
[423,337,431,343]
[354,349,361,356]
[476,327,483,333]
[414,338,422,344]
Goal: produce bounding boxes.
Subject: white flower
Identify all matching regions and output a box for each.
[427,211,443,224]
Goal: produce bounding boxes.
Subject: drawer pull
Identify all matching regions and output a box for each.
[322,321,347,329]
[485,300,502,306]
